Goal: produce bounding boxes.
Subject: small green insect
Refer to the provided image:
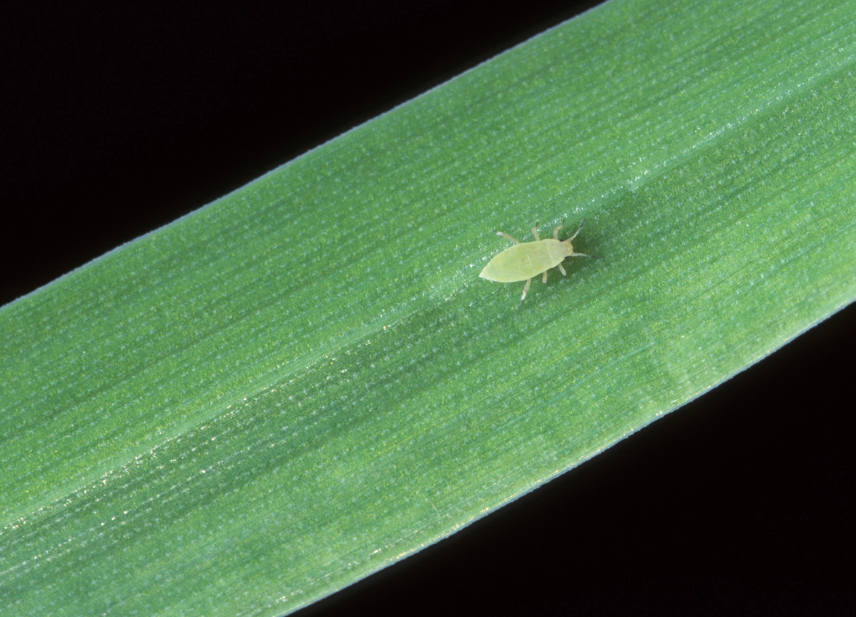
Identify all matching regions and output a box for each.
[479,219,593,303]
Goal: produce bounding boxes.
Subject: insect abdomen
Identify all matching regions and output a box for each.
[479,242,558,282]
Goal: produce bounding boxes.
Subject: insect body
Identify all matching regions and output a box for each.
[479,220,592,303]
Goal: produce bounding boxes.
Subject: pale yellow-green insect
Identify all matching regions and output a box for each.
[479,220,592,303]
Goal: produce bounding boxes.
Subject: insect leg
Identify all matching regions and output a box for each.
[520,278,532,303]
[532,221,540,242]
[557,263,567,276]
[553,218,565,240]
[542,271,548,284]
[494,231,520,244]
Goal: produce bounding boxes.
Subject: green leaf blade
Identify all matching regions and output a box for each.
[2,0,855,615]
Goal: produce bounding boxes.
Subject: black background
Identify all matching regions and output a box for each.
[2,2,853,615]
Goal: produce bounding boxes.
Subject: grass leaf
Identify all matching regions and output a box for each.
[2,0,855,615]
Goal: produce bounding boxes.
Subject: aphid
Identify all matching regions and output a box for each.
[479,219,593,303]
